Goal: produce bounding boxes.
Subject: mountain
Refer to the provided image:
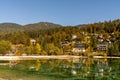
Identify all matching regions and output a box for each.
[23,22,62,31]
[75,24,87,28]
[0,22,63,33]
[0,23,23,34]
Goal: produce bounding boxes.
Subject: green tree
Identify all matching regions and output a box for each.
[107,45,114,56]
[90,36,97,51]
[107,40,120,56]
[114,40,120,55]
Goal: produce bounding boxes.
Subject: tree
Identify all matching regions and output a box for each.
[45,43,55,55]
[107,45,114,56]
[0,40,11,55]
[14,50,21,56]
[54,46,61,55]
[107,40,120,56]
[25,46,31,55]
[35,43,41,55]
[15,44,25,55]
[90,36,97,51]
[41,50,47,55]
[45,43,61,55]
[114,40,120,55]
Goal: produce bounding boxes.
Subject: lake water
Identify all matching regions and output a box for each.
[0,58,120,80]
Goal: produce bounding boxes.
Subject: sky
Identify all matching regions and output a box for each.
[0,0,120,26]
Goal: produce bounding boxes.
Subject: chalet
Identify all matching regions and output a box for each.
[72,43,86,53]
[62,40,71,48]
[97,36,104,42]
[103,39,111,44]
[30,39,36,45]
[61,40,72,54]
[92,33,99,37]
[97,44,108,51]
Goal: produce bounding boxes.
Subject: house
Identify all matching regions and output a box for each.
[97,36,104,42]
[30,39,36,45]
[61,40,72,54]
[62,40,71,48]
[92,33,99,37]
[97,44,108,51]
[72,43,86,53]
[103,39,111,44]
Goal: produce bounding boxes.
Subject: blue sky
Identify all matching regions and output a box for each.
[0,0,120,25]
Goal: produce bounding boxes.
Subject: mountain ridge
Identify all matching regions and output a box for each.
[23,22,62,31]
[0,22,63,33]
[0,19,120,34]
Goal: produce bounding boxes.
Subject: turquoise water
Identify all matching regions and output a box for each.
[0,58,120,80]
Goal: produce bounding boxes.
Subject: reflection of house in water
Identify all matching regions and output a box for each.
[60,59,114,79]
[73,58,86,68]
[96,60,112,77]
[61,58,86,69]
[97,61,109,69]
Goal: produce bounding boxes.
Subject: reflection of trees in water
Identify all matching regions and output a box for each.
[12,58,120,79]
[56,58,119,79]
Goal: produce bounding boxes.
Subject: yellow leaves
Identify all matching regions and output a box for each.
[41,50,47,55]
[35,43,41,54]
[86,46,91,54]
[25,40,42,55]
[25,46,31,55]
[46,43,61,55]
[14,50,21,56]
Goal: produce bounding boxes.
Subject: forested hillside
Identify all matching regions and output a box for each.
[0,23,22,34]
[0,22,62,34]
[23,22,62,31]
[0,19,120,56]
[80,19,120,33]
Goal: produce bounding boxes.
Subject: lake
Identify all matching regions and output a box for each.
[0,58,120,80]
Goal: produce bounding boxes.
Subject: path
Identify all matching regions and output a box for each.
[0,56,119,61]
[0,55,87,60]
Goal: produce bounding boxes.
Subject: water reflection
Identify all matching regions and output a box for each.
[0,58,120,80]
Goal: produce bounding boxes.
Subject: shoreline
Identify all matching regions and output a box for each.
[0,55,119,61]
